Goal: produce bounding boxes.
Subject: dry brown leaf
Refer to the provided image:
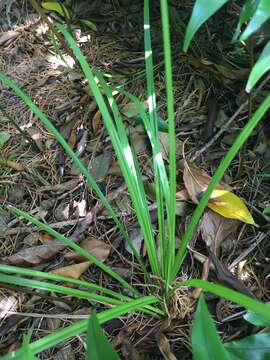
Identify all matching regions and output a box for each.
[175,188,190,201]
[49,261,91,279]
[209,251,254,298]
[183,160,230,204]
[121,338,141,360]
[92,110,101,134]
[59,119,77,140]
[183,161,255,225]
[26,127,45,152]
[199,210,239,257]
[1,241,66,266]
[192,258,210,299]
[38,178,81,193]
[39,233,57,244]
[65,239,110,262]
[156,328,177,360]
[68,129,77,149]
[159,132,169,161]
[129,133,148,154]
[112,323,138,347]
[1,160,24,171]
[0,31,19,46]
[189,56,249,85]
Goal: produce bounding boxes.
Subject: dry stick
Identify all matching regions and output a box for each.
[192,258,210,299]
[0,309,90,319]
[228,231,269,270]
[29,0,75,61]
[191,72,270,161]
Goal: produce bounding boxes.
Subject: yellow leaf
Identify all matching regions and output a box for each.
[41,2,70,19]
[207,189,255,225]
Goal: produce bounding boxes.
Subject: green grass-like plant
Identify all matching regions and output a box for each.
[1,0,270,358]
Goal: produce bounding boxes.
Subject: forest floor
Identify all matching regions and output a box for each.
[0,1,270,359]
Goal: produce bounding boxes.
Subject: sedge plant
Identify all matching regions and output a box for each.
[1,0,270,358]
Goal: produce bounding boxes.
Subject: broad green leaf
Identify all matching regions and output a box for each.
[225,333,270,360]
[244,303,270,326]
[86,311,120,360]
[41,2,70,19]
[246,41,270,92]
[240,0,270,41]
[183,0,229,52]
[0,131,10,149]
[263,203,270,214]
[233,0,260,41]
[192,295,229,360]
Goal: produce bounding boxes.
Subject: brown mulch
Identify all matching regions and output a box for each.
[1,1,270,358]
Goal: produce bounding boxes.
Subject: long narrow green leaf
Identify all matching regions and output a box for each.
[172,93,270,280]
[180,279,270,321]
[2,296,158,360]
[118,88,170,200]
[0,72,127,243]
[8,206,139,296]
[93,70,153,276]
[0,273,123,306]
[160,0,176,285]
[144,0,166,277]
[0,264,130,302]
[192,295,229,360]
[0,264,164,316]
[54,23,160,276]
[143,0,159,145]
[86,311,120,360]
[183,0,229,52]
[22,326,39,360]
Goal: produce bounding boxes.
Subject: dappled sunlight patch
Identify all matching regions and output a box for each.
[46,53,75,69]
[0,294,17,320]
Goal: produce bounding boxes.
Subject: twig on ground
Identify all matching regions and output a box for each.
[191,73,270,161]
[228,231,269,270]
